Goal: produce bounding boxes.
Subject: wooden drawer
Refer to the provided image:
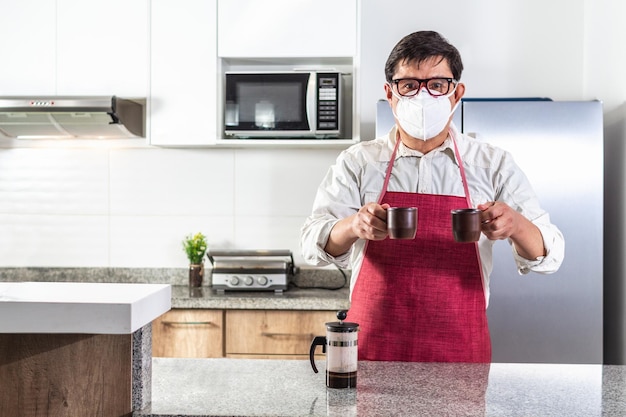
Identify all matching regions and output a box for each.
[225,310,336,357]
[152,309,224,358]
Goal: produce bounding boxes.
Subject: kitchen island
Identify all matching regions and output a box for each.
[136,358,626,416]
[0,282,171,417]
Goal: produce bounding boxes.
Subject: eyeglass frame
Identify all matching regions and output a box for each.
[390,77,458,97]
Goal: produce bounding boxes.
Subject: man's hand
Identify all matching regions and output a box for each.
[478,201,546,260]
[324,203,390,257]
[350,202,391,241]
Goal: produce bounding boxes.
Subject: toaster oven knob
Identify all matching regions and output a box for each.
[244,276,254,286]
[257,276,268,286]
[230,276,240,286]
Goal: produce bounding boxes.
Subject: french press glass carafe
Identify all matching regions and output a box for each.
[309,310,359,389]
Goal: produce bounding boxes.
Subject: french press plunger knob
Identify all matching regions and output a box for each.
[337,310,347,322]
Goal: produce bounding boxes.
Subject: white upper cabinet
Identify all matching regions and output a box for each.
[217,0,357,57]
[150,0,218,146]
[0,0,147,97]
[0,1,56,95]
[56,0,149,97]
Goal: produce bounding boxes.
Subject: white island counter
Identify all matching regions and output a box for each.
[0,281,171,333]
[0,282,171,417]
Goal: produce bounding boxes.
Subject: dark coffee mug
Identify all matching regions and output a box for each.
[451,208,482,243]
[387,207,418,239]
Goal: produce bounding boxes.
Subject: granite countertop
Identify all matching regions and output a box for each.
[135,358,626,417]
[170,285,350,310]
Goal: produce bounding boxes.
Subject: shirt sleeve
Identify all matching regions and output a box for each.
[512,213,565,275]
[492,148,565,275]
[300,148,365,269]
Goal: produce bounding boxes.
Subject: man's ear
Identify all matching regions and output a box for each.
[454,82,465,104]
[384,82,394,104]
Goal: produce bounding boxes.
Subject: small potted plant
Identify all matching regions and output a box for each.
[182,232,207,287]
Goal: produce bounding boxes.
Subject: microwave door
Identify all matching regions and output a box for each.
[224,72,312,138]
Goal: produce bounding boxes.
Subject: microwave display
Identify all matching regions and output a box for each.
[224,71,341,139]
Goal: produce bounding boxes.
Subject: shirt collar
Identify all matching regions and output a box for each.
[388,124,461,166]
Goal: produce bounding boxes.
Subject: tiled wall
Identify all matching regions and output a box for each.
[0,145,341,267]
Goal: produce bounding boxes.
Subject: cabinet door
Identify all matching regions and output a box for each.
[0,0,56,94]
[150,0,218,146]
[217,0,357,57]
[225,310,336,359]
[56,0,148,96]
[152,309,224,358]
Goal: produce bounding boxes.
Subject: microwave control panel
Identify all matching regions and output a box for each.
[316,73,340,132]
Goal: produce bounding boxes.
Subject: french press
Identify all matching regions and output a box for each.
[309,310,359,389]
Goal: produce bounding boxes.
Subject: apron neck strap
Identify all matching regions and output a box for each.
[378,132,402,204]
[450,129,473,208]
[380,130,473,208]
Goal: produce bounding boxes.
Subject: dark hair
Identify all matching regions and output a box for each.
[384,31,463,82]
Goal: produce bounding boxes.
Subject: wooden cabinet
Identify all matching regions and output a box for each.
[150,0,218,146]
[152,309,224,358]
[225,310,336,359]
[217,0,358,58]
[152,309,336,359]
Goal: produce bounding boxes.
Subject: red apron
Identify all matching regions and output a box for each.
[347,132,491,362]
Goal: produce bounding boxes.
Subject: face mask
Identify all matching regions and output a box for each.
[391,87,458,140]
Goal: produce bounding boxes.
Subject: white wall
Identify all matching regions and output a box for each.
[0,144,342,267]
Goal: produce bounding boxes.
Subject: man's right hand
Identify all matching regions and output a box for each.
[350,202,391,241]
[324,203,390,257]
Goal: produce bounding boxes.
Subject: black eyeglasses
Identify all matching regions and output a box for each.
[391,77,457,97]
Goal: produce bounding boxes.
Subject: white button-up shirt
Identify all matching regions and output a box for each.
[300,124,565,306]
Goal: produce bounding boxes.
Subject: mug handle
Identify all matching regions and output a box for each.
[309,336,326,373]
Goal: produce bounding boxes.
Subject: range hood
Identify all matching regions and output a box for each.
[0,96,145,139]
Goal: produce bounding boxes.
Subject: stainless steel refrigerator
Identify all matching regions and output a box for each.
[376,99,603,364]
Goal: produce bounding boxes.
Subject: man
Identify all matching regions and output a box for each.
[300,31,564,362]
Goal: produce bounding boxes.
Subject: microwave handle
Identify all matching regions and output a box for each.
[306,73,317,132]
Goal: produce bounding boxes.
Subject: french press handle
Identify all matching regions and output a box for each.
[309,336,326,374]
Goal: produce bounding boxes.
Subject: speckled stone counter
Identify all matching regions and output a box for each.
[170,285,350,310]
[135,359,626,417]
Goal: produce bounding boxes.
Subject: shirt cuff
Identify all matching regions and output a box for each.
[513,250,545,275]
[511,240,556,275]
[314,220,352,268]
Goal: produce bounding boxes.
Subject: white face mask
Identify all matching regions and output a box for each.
[391,87,458,140]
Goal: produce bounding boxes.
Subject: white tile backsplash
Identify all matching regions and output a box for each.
[234,215,309,264]
[0,214,109,267]
[0,148,109,215]
[234,148,341,216]
[0,146,341,268]
[109,148,234,216]
[110,214,234,267]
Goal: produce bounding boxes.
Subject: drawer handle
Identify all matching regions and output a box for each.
[261,332,315,339]
[161,320,216,326]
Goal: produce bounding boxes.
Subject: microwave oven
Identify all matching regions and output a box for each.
[223,71,342,139]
